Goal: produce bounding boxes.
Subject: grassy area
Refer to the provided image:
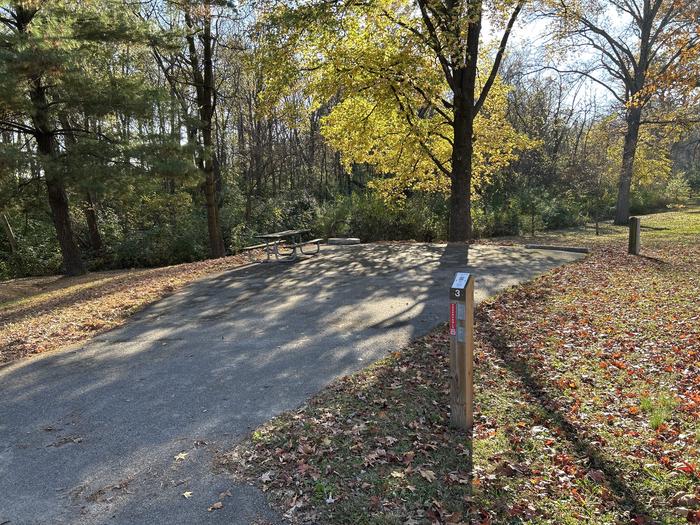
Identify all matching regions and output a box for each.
[223,206,700,524]
[483,203,700,249]
[0,251,260,363]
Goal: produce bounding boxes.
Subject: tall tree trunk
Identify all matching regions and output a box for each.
[83,191,103,254]
[203,8,225,258]
[186,5,225,258]
[59,116,103,255]
[614,106,642,225]
[448,8,480,245]
[203,168,224,256]
[30,86,85,276]
[16,5,84,275]
[1,213,18,254]
[449,98,473,243]
[44,176,85,276]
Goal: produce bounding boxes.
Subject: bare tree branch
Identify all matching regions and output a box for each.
[475,0,524,114]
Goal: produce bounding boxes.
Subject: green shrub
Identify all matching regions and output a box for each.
[540,198,584,230]
[314,198,352,238]
[347,193,447,242]
[0,217,63,277]
[346,193,402,240]
[0,259,9,281]
[312,192,447,242]
[662,172,691,205]
[631,172,692,213]
[245,193,319,235]
[113,220,207,268]
[472,205,521,238]
[687,167,700,192]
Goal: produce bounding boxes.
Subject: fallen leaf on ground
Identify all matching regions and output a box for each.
[419,469,436,482]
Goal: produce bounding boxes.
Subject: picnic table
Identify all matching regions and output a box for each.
[254,229,322,262]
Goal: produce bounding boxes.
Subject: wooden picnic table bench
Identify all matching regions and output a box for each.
[254,229,322,262]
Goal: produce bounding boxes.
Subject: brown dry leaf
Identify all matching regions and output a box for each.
[587,469,605,484]
[418,469,436,483]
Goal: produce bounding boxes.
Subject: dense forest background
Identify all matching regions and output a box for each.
[0,0,698,279]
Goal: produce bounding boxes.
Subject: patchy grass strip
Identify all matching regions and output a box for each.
[222,208,699,524]
[481,204,700,251]
[0,251,261,363]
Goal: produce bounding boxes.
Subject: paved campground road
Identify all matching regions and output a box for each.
[0,244,583,524]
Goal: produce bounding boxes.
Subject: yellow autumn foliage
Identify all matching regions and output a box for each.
[321,79,533,203]
[259,0,534,205]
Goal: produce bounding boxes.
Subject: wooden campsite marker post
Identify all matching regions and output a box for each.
[449,272,474,431]
[628,216,641,255]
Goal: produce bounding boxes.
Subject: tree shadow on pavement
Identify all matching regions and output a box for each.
[0,243,582,524]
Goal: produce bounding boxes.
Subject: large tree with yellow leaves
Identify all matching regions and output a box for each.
[261,0,527,248]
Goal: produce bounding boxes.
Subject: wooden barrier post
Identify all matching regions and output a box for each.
[628,216,641,255]
[449,272,474,431]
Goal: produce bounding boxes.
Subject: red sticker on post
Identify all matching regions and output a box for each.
[449,303,457,336]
